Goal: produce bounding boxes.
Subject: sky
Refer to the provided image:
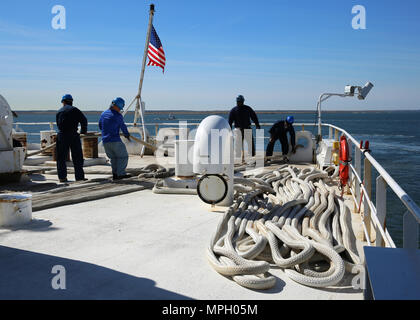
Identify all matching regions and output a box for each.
[1,0,420,111]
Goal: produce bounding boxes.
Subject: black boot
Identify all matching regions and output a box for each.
[115,174,131,180]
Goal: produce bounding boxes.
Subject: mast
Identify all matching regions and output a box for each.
[134,3,155,127]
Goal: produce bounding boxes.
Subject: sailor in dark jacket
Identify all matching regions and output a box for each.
[266,116,296,161]
[228,95,260,156]
[55,94,88,182]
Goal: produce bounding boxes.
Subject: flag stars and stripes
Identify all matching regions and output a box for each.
[147,25,166,72]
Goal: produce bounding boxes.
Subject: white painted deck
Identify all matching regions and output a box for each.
[0,183,364,300]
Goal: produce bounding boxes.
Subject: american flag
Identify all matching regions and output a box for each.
[147,25,166,72]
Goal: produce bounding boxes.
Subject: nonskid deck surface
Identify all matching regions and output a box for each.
[0,157,365,299]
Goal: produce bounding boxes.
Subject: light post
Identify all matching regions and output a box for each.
[317,82,374,140]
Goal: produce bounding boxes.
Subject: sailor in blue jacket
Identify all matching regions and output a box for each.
[99,97,131,180]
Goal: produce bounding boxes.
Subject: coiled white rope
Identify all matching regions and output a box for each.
[207,165,364,290]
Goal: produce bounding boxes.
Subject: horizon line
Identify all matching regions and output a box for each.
[12,108,420,113]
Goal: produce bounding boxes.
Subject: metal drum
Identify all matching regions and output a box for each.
[12,132,27,155]
[0,193,32,227]
[40,131,56,155]
[82,133,98,159]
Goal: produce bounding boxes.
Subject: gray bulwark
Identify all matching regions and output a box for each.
[364,247,420,300]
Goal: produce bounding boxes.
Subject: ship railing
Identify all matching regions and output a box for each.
[14,121,419,249]
[323,123,419,250]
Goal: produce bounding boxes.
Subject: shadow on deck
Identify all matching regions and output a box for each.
[0,245,192,300]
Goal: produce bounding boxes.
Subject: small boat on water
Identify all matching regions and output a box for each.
[153,114,176,121]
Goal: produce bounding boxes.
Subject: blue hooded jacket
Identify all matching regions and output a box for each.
[98,108,129,143]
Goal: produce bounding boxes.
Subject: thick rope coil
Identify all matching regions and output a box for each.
[207,164,364,290]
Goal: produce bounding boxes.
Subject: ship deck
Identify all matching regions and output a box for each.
[0,154,366,300]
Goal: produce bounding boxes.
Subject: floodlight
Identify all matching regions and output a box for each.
[316,81,374,137]
[358,82,374,100]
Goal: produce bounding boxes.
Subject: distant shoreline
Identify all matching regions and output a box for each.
[12,109,420,115]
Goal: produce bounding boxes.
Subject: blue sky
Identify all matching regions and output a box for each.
[1,0,420,110]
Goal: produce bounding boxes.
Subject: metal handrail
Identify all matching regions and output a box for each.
[348,162,395,247]
[325,123,420,225]
[14,121,308,127]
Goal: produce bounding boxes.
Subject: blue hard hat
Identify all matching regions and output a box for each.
[236,95,245,102]
[61,94,73,102]
[111,97,125,110]
[286,116,295,124]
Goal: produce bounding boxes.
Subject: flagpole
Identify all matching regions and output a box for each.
[133,3,155,127]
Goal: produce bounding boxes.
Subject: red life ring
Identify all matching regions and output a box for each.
[339,135,350,187]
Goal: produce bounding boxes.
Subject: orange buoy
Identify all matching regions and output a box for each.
[339,135,350,187]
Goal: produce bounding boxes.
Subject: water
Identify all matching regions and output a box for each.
[13,110,420,247]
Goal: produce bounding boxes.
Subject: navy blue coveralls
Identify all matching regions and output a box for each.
[55,104,88,180]
[266,120,296,157]
[228,105,260,156]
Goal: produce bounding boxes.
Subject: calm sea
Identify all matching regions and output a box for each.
[13,110,420,247]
